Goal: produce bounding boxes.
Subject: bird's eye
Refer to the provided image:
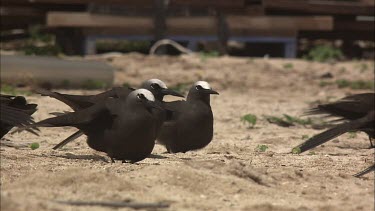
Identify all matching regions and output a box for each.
[137,93,146,99]
[196,85,203,90]
[151,83,160,90]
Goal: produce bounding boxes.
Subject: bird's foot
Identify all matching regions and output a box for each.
[110,157,115,163]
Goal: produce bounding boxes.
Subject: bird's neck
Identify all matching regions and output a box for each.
[187,93,210,105]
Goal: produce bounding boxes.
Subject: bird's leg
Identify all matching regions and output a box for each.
[369,138,374,148]
[110,157,115,163]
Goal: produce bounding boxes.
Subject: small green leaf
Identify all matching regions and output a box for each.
[30,143,40,150]
[256,144,268,152]
[241,114,257,128]
[292,147,301,154]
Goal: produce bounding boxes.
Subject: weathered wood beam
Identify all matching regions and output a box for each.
[263,0,374,15]
[47,12,333,32]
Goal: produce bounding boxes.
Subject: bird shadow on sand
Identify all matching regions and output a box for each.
[51,153,109,162]
[148,154,168,159]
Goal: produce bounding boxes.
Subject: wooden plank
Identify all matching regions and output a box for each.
[47,12,153,27]
[263,0,374,15]
[0,6,45,16]
[30,0,245,7]
[48,12,333,32]
[334,20,375,31]
[227,16,333,31]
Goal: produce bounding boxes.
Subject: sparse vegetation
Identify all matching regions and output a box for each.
[348,132,357,139]
[200,51,220,62]
[81,80,107,90]
[169,82,191,93]
[96,40,150,54]
[335,79,374,90]
[304,45,343,62]
[283,63,293,69]
[23,25,61,56]
[241,114,257,128]
[292,147,301,154]
[265,114,313,127]
[1,84,32,96]
[30,143,40,150]
[255,144,268,152]
[301,135,309,140]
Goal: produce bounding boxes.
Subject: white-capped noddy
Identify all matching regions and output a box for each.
[20,89,164,163]
[35,79,183,149]
[157,81,219,153]
[0,94,38,138]
[294,93,374,153]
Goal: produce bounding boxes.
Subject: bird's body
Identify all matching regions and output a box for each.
[157,81,218,153]
[36,79,183,150]
[295,93,374,153]
[23,89,163,162]
[0,95,37,138]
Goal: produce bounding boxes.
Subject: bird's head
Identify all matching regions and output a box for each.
[187,81,219,104]
[128,89,163,111]
[141,79,184,101]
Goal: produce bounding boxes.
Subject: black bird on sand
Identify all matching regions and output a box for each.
[0,94,38,138]
[293,93,374,154]
[157,81,219,153]
[20,89,165,163]
[36,79,183,149]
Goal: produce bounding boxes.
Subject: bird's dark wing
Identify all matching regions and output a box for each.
[353,164,375,177]
[162,100,185,121]
[35,87,133,111]
[1,105,35,126]
[305,93,374,120]
[19,101,111,130]
[295,111,374,153]
[52,130,84,150]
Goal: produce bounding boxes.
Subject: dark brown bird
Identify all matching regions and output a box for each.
[36,79,183,149]
[0,94,37,138]
[20,89,164,163]
[157,81,219,153]
[294,93,374,153]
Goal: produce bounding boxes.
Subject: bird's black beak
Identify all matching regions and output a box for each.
[161,88,185,98]
[143,99,164,110]
[202,89,219,95]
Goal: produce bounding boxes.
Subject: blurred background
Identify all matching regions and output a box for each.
[0,0,374,89]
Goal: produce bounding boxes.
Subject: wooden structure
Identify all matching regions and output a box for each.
[1,0,374,57]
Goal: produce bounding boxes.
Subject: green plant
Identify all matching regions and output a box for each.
[348,132,357,139]
[22,25,61,56]
[335,79,374,90]
[304,45,343,62]
[319,81,333,87]
[1,84,32,96]
[283,63,293,69]
[30,142,40,150]
[264,114,313,127]
[169,82,191,94]
[81,80,107,90]
[96,40,150,53]
[301,135,309,140]
[292,147,301,154]
[200,51,220,62]
[241,114,257,128]
[255,145,268,152]
[308,151,316,155]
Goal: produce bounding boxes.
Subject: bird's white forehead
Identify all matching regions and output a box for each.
[195,81,211,89]
[132,89,155,101]
[147,79,167,89]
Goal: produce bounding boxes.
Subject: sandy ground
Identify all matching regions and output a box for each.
[1,54,374,211]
